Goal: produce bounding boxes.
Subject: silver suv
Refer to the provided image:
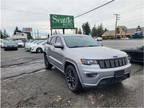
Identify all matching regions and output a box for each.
[44,35,131,92]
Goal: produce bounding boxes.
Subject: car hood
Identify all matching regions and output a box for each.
[67,46,127,59]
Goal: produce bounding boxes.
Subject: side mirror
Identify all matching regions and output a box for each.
[54,43,64,49]
[47,40,50,44]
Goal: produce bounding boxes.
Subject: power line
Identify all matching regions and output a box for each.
[75,0,115,18]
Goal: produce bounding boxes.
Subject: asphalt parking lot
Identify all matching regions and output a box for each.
[1,39,144,108]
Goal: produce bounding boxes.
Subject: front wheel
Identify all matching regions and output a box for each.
[44,53,52,69]
[65,65,82,92]
[36,48,43,53]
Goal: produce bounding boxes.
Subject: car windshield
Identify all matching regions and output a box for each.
[32,40,39,43]
[36,40,45,44]
[64,36,100,48]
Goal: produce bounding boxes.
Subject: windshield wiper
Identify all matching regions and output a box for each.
[87,45,98,47]
[70,46,85,48]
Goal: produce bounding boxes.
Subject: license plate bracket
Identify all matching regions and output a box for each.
[114,70,124,78]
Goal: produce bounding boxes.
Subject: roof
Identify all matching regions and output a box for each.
[102,30,115,36]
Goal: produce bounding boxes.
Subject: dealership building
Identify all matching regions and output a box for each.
[102,26,144,39]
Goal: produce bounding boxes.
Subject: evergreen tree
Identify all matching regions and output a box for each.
[24,32,33,39]
[1,29,9,39]
[13,26,21,35]
[82,22,91,35]
[95,24,105,37]
[91,25,97,37]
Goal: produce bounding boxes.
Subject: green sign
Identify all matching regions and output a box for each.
[50,14,74,29]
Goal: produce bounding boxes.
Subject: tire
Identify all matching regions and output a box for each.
[44,53,52,69]
[36,48,43,53]
[65,65,82,92]
[15,48,18,50]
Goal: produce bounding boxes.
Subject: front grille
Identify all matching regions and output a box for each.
[98,57,128,69]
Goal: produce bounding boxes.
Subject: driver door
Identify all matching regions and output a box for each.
[52,36,65,71]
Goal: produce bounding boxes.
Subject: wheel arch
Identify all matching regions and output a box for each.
[36,47,43,52]
[64,60,83,85]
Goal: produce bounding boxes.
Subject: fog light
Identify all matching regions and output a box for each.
[86,73,98,77]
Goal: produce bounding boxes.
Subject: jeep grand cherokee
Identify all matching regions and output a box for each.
[44,35,131,92]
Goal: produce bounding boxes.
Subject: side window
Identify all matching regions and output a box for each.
[50,37,56,45]
[55,37,62,44]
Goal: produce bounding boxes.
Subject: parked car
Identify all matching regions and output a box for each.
[44,35,131,92]
[15,40,25,48]
[30,40,47,53]
[25,40,34,50]
[122,46,144,64]
[95,37,103,41]
[25,40,46,51]
[3,40,18,51]
[25,40,39,51]
[94,37,103,46]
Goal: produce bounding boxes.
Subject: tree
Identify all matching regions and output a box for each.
[104,28,108,32]
[0,29,9,39]
[24,32,33,39]
[77,28,82,34]
[91,25,97,37]
[13,26,21,35]
[0,30,3,38]
[82,22,91,35]
[95,24,105,37]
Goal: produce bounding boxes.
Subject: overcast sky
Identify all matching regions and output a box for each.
[1,0,144,35]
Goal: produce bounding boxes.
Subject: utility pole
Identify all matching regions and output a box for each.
[113,14,120,39]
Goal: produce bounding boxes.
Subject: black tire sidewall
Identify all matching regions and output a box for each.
[36,48,42,53]
[44,54,52,69]
[65,65,82,92]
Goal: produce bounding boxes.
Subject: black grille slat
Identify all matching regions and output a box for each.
[115,59,119,67]
[99,60,105,68]
[119,59,122,66]
[98,57,127,69]
[122,58,125,65]
[125,58,128,64]
[105,60,110,68]
[110,60,115,68]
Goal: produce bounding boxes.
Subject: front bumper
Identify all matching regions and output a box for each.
[77,63,131,87]
[30,48,36,52]
[25,47,31,51]
[5,46,18,50]
[18,44,24,47]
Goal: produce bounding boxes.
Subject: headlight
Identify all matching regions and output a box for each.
[81,59,98,65]
[31,47,34,50]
